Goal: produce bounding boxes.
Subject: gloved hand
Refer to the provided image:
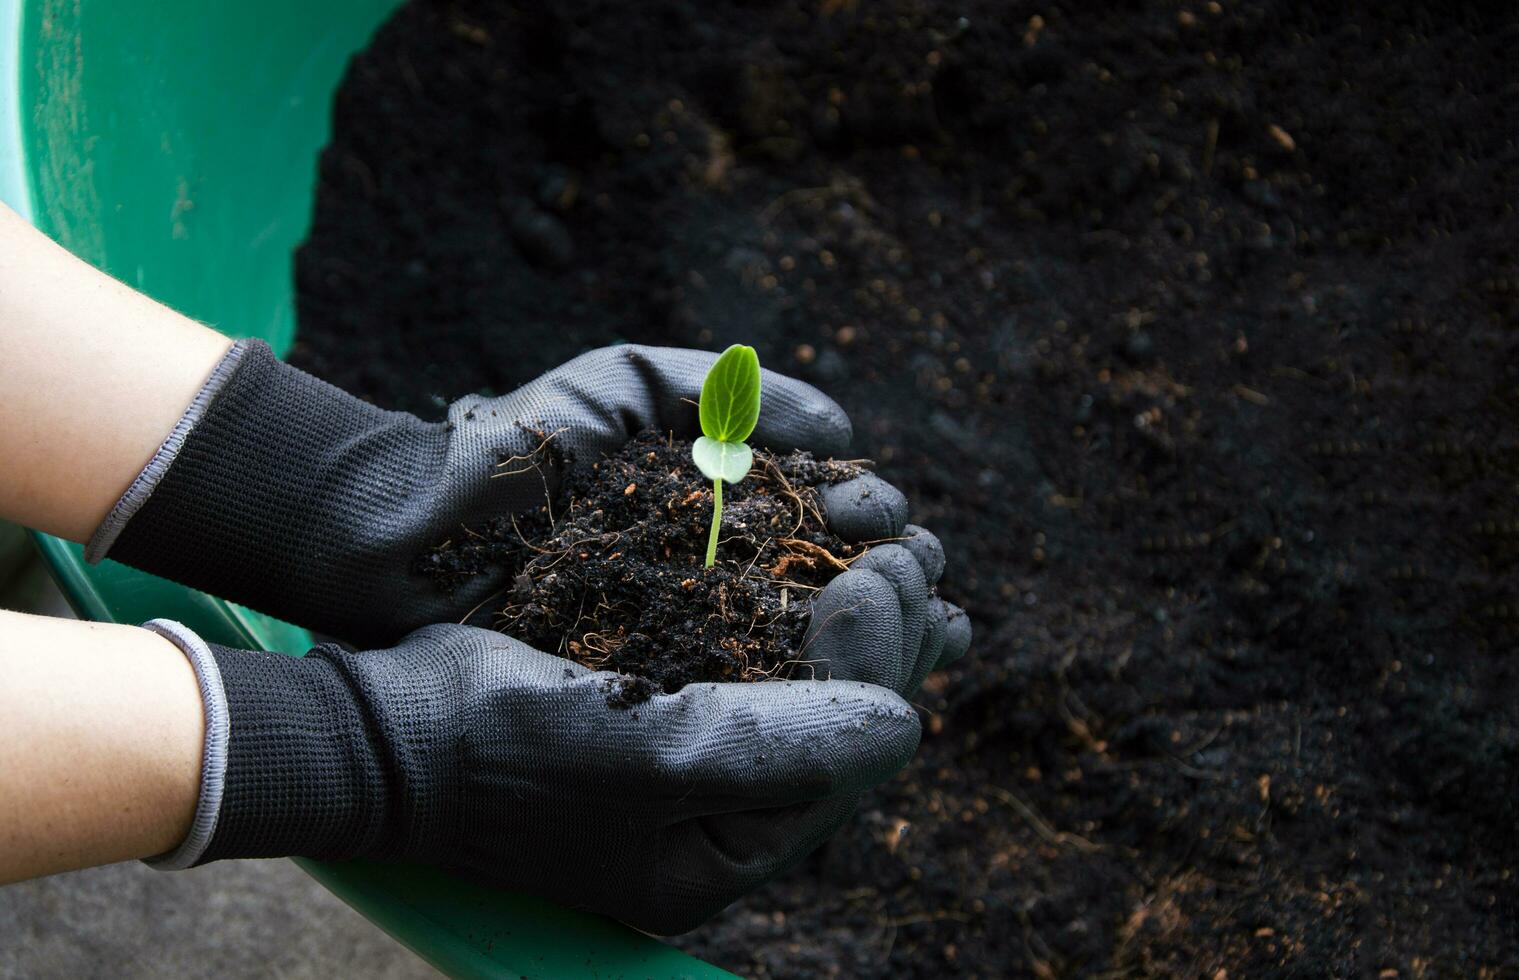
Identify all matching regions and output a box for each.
[144,619,921,935]
[89,340,856,647]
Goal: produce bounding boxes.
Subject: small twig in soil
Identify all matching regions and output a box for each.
[1232,383,1270,405]
[559,591,592,655]
[762,578,822,592]
[778,537,851,572]
[747,608,791,636]
[495,425,568,471]
[493,426,567,523]
[1271,364,1332,389]
[576,629,646,666]
[879,910,972,928]
[1176,723,1226,758]
[766,534,855,578]
[738,536,774,582]
[758,455,809,538]
[526,531,624,575]
[755,656,828,681]
[1017,905,1059,974]
[1165,757,1225,781]
[988,785,1102,853]
[758,183,833,225]
[492,426,567,476]
[510,514,554,554]
[850,534,910,545]
[458,585,510,626]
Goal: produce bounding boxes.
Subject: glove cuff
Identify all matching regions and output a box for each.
[195,642,395,864]
[86,339,250,563]
[138,619,231,871]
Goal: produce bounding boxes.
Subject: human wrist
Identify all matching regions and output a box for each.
[0,612,211,882]
[0,204,234,542]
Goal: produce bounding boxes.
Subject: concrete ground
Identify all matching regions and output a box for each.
[0,524,438,979]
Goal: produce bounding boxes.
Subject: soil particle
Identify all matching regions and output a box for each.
[294,1,1519,974]
[604,674,658,709]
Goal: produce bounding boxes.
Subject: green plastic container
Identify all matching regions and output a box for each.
[0,2,728,976]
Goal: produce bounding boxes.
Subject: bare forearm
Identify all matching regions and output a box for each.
[0,610,203,882]
[0,202,232,542]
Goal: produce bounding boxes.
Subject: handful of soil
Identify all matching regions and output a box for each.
[417,431,868,704]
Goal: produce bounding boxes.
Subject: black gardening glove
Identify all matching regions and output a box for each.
[144,619,921,935]
[89,340,855,647]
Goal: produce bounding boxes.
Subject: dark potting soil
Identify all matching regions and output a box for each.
[414,432,866,702]
[291,1,1519,975]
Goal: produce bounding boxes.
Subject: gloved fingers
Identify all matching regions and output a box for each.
[939,601,972,669]
[637,795,861,935]
[904,597,948,696]
[501,345,853,460]
[819,474,908,543]
[624,678,920,806]
[847,545,928,693]
[899,524,945,586]
[803,568,908,691]
[851,530,969,694]
[895,525,949,693]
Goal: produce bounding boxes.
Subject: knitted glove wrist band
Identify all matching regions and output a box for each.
[195,643,394,865]
[138,619,231,870]
[87,340,251,563]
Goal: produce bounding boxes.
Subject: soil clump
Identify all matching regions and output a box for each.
[416,432,866,703]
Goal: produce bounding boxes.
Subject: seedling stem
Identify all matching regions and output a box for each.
[706,479,723,567]
[692,345,762,567]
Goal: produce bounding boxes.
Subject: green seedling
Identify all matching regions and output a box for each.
[693,344,762,567]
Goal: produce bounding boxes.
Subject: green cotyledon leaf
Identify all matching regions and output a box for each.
[698,344,762,444]
[692,436,754,485]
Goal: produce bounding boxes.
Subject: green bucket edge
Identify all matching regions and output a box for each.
[2,1,730,976]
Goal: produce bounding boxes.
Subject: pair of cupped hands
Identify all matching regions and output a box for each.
[105,343,968,934]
